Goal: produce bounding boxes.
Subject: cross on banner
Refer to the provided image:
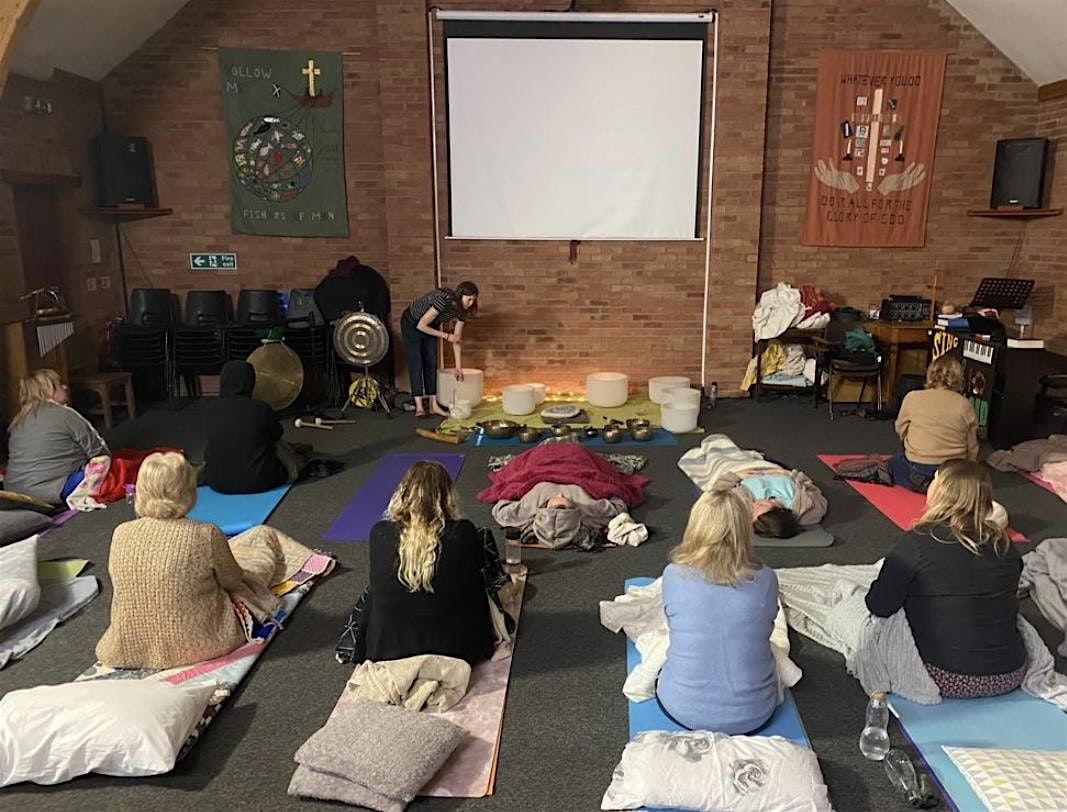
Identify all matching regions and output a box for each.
[302,59,321,96]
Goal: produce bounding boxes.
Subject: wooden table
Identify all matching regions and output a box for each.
[866,321,931,404]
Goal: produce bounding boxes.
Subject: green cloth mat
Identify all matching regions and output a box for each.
[438,394,666,432]
[38,558,90,580]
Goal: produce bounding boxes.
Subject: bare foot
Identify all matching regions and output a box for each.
[430,401,451,417]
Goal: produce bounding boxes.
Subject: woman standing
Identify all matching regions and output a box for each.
[4,369,109,503]
[401,281,478,417]
[865,460,1026,698]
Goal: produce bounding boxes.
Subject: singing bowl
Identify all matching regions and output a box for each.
[549,423,572,438]
[478,419,520,439]
[601,427,624,443]
[629,426,654,442]
[517,426,542,443]
[626,418,652,432]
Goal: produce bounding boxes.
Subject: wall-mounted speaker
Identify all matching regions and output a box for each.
[91,134,156,207]
[990,137,1049,209]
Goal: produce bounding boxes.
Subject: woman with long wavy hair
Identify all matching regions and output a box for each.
[363,461,495,666]
[866,459,1026,698]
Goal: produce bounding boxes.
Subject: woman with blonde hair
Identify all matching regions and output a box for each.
[363,461,494,665]
[3,368,108,503]
[97,452,312,669]
[656,484,779,733]
[866,459,1026,698]
[891,354,978,492]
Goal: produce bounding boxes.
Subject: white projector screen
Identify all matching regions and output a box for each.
[443,24,706,240]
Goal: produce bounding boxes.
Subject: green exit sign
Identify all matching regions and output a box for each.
[22,96,53,115]
[189,253,237,270]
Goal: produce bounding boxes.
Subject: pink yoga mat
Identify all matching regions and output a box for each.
[818,455,1026,543]
[1021,471,1057,495]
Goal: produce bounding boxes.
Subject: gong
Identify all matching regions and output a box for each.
[247,341,304,411]
[333,311,389,367]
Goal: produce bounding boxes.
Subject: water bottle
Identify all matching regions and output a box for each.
[859,691,890,761]
[504,527,523,572]
[708,381,718,409]
[124,483,136,506]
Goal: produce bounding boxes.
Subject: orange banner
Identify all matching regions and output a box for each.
[802,50,946,247]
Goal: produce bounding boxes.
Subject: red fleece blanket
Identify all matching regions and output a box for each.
[477,444,648,507]
[94,448,181,504]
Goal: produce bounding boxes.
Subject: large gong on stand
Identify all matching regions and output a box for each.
[247,341,304,411]
[333,311,392,417]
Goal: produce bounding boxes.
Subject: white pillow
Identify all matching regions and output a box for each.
[944,746,1067,812]
[0,679,217,786]
[0,535,41,631]
[602,730,832,811]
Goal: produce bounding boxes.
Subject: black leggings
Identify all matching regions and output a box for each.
[401,311,438,397]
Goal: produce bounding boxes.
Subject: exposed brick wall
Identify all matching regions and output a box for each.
[20,0,1046,401]
[759,0,1039,314]
[0,70,123,380]
[1017,95,1067,352]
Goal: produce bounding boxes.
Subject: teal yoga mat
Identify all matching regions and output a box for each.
[624,577,811,748]
[187,483,292,536]
[889,691,1067,812]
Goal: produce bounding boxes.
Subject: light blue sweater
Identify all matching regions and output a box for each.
[657,563,779,734]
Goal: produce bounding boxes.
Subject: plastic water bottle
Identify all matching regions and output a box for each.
[708,381,718,409]
[859,691,890,760]
[883,748,937,807]
[124,483,136,505]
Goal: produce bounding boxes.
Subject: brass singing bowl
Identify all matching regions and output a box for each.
[478,419,520,439]
[601,427,624,443]
[517,426,542,443]
[626,418,651,431]
[630,426,654,442]
[549,423,572,438]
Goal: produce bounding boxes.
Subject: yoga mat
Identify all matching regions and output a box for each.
[1020,470,1059,497]
[187,483,292,537]
[888,691,1067,812]
[818,455,1026,543]
[624,577,811,748]
[329,573,527,797]
[323,453,465,542]
[76,557,333,760]
[38,558,89,580]
[472,428,678,448]
[755,526,834,548]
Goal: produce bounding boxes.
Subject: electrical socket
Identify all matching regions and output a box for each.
[99,275,111,290]
[86,277,97,292]
[89,239,102,264]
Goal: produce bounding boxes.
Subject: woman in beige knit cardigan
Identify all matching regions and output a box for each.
[96,452,312,669]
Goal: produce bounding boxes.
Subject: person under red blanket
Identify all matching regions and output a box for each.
[476,442,648,507]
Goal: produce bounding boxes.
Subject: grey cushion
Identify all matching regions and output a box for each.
[0,510,52,547]
[289,698,465,809]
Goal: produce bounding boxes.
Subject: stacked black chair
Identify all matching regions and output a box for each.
[285,291,332,404]
[228,289,284,361]
[117,288,176,401]
[174,290,234,397]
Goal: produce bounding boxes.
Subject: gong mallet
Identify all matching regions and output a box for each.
[294,418,333,431]
[416,428,463,445]
[317,418,357,425]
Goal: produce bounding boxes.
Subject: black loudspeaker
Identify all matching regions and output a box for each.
[92,134,156,207]
[990,138,1049,209]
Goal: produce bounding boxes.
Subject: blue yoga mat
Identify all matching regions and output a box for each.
[472,428,678,448]
[187,483,292,537]
[324,453,466,542]
[624,577,811,748]
[889,691,1067,812]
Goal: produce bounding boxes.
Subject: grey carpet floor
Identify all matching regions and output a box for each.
[2,396,1064,811]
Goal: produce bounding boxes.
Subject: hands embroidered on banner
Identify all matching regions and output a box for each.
[814,159,927,196]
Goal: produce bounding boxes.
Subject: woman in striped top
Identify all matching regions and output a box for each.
[401,281,479,417]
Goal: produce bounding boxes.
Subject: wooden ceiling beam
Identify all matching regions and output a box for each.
[0,0,40,96]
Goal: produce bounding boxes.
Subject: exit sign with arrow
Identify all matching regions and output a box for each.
[189,253,238,270]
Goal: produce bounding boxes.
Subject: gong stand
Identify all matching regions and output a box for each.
[332,310,392,417]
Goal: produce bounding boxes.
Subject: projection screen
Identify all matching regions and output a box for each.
[441,16,709,240]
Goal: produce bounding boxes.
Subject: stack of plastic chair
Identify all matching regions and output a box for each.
[117,288,176,401]
[285,288,332,404]
[174,290,234,398]
[228,289,284,360]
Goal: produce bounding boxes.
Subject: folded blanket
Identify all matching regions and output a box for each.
[776,562,1067,709]
[477,443,648,507]
[229,525,317,622]
[347,655,471,712]
[599,578,802,703]
[67,447,181,511]
[1020,538,1067,657]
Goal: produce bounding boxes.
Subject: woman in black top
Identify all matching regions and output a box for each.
[865,459,1025,698]
[365,461,495,666]
[401,281,478,417]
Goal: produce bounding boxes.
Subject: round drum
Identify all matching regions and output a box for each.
[247,342,304,411]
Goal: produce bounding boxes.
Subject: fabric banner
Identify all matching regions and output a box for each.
[218,47,348,237]
[802,50,946,247]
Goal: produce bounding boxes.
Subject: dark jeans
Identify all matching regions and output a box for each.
[401,311,437,397]
[889,452,939,493]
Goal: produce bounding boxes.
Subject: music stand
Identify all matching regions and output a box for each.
[969,278,1034,310]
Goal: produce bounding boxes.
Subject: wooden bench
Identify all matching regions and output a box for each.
[77,372,136,429]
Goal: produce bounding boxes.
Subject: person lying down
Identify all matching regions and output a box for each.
[492,483,628,550]
[95,452,317,670]
[678,434,827,538]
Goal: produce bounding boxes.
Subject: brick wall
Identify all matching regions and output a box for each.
[28,0,1047,399]
[0,70,123,377]
[1018,95,1067,352]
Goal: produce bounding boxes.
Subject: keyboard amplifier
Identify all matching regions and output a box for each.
[881,296,931,322]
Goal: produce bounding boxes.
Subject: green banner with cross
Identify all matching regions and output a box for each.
[218,47,348,237]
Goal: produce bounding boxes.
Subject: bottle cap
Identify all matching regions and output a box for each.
[871,690,886,700]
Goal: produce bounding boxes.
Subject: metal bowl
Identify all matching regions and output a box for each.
[549,423,572,438]
[601,426,624,443]
[582,427,600,439]
[478,419,520,439]
[517,426,542,443]
[629,426,654,442]
[626,418,652,432]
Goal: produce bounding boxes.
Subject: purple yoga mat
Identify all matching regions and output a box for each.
[323,453,466,542]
